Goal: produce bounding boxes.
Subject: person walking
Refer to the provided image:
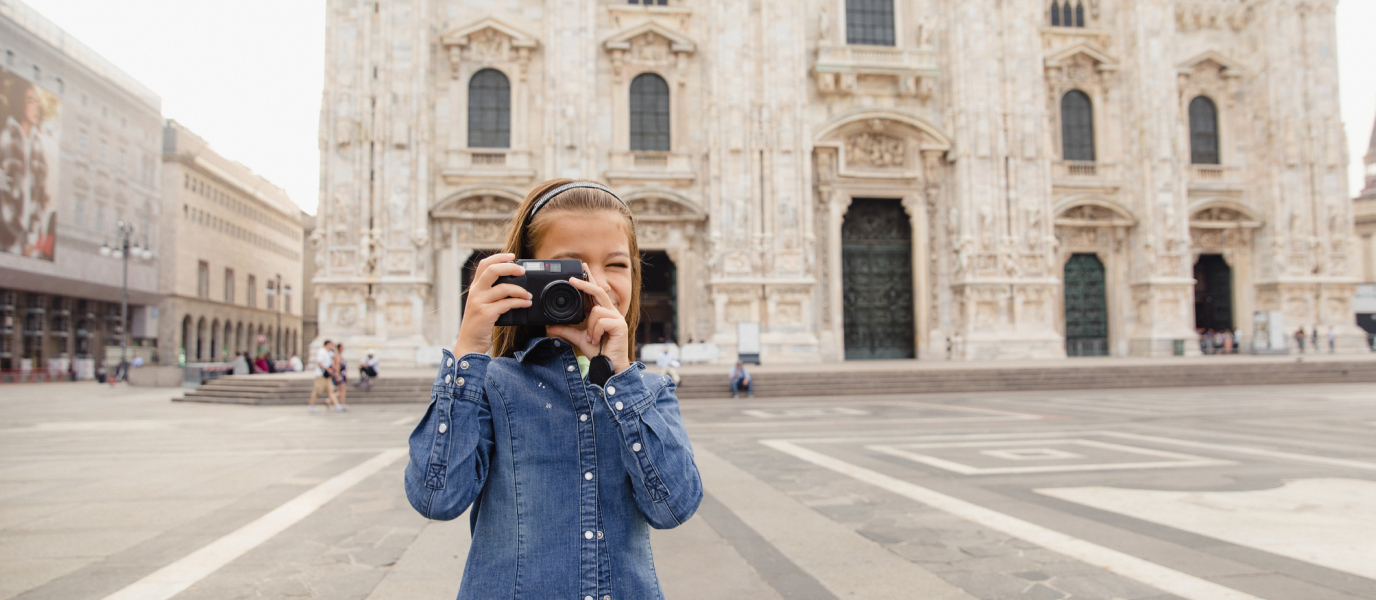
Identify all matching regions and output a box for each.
[729,361,754,398]
[1312,326,1319,354]
[333,343,349,411]
[308,341,339,414]
[1295,327,1306,354]
[656,345,681,385]
[1328,326,1336,354]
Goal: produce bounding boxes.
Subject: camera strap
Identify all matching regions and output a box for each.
[588,338,615,388]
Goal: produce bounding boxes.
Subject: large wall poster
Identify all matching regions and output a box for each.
[0,66,61,261]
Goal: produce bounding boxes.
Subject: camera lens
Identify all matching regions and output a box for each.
[541,280,583,323]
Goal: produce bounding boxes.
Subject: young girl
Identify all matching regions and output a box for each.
[404,179,702,600]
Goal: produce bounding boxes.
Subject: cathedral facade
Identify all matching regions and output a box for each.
[314,0,1362,364]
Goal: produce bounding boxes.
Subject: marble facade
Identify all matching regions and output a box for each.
[314,0,1362,364]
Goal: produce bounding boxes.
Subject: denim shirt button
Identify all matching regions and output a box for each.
[554,340,561,347]
[597,530,603,539]
[456,377,465,387]
[444,374,451,384]
[579,413,588,422]
[446,357,453,367]
[614,401,623,411]
[459,360,469,369]
[567,364,575,372]
[603,596,610,600]
[632,442,642,452]
[584,471,592,480]
[584,530,593,540]
[584,596,593,600]
[438,422,447,434]
[607,386,616,395]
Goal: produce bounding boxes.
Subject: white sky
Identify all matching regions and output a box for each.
[18,0,1376,214]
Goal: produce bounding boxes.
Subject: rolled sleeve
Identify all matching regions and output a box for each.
[403,350,494,521]
[602,364,703,529]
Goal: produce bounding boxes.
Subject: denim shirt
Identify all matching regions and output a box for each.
[404,337,703,600]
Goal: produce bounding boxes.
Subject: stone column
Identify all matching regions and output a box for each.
[902,195,929,358]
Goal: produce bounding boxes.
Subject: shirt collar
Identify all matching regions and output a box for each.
[513,336,565,362]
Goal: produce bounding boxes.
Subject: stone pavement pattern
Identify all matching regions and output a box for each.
[1,380,1374,599]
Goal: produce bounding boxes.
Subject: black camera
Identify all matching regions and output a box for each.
[494,259,589,326]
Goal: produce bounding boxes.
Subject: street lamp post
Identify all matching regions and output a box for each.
[99,221,153,376]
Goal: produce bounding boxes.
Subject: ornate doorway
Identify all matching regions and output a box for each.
[1193,254,1233,331]
[1063,253,1108,356]
[637,250,676,346]
[842,199,915,360]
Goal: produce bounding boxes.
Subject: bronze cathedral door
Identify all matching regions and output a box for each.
[842,199,915,360]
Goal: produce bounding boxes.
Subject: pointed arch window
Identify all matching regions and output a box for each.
[846,0,895,46]
[1189,96,1220,165]
[1050,0,1085,27]
[468,69,510,148]
[1061,90,1096,161]
[630,73,670,152]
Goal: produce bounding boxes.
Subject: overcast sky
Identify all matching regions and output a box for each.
[18,0,1376,214]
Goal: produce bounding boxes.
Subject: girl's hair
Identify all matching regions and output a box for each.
[488,179,641,359]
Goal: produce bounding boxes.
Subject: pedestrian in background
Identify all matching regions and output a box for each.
[333,343,349,411]
[358,349,379,390]
[1311,326,1319,353]
[1327,326,1336,353]
[1295,327,1306,353]
[656,345,681,385]
[289,353,303,372]
[730,361,753,398]
[308,340,339,414]
[232,352,250,375]
[254,353,269,373]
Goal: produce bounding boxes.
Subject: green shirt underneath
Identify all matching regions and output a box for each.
[576,355,590,380]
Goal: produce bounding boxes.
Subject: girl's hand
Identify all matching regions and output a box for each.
[454,253,532,357]
[548,263,632,374]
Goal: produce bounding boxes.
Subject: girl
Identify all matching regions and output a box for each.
[404,179,702,600]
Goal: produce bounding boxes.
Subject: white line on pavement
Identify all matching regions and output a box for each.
[101,448,408,600]
[1101,431,1376,472]
[390,415,417,426]
[760,440,1265,600]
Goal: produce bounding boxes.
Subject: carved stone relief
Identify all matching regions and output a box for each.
[845,133,906,169]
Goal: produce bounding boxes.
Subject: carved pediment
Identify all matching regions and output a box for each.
[1176,51,1243,79]
[603,22,695,55]
[442,17,539,51]
[431,191,522,219]
[1188,201,1261,228]
[1054,199,1135,226]
[1192,206,1244,222]
[1044,42,1118,71]
[624,189,706,221]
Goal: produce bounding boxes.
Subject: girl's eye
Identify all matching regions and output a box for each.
[607,263,628,269]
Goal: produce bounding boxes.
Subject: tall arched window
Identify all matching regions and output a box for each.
[846,0,895,46]
[630,73,670,152]
[1050,0,1085,27]
[468,69,510,148]
[1189,96,1220,165]
[1061,90,1096,161]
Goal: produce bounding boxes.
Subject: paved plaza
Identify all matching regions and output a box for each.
[1,379,1374,600]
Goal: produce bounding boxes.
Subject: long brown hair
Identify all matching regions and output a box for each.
[488,179,641,359]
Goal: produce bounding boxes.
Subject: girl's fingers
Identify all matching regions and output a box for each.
[473,255,523,290]
[480,283,533,303]
[567,275,613,308]
[483,297,532,320]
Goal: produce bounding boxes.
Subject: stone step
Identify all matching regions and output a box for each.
[173,358,1376,405]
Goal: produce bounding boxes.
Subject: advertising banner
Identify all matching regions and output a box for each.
[0,66,61,261]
